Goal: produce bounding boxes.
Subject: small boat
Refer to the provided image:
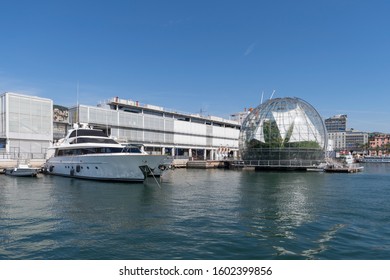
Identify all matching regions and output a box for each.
[4,164,39,177]
[323,164,364,173]
[323,153,363,173]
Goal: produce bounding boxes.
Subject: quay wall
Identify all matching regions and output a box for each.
[0,159,46,169]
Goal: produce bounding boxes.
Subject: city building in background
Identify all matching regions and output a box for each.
[327,131,346,151]
[346,129,369,152]
[325,114,368,153]
[0,92,53,159]
[325,114,347,132]
[369,134,390,156]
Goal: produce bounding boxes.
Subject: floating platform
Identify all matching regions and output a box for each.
[228,160,320,171]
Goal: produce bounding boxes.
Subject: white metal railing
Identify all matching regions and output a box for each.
[0,152,47,160]
[233,159,321,167]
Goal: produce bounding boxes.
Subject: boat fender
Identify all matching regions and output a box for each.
[70,169,75,176]
[49,166,54,172]
[76,165,81,173]
[158,164,166,171]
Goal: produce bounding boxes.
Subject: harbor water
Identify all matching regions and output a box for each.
[1,164,390,260]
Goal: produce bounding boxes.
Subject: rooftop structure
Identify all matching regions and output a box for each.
[230,109,251,125]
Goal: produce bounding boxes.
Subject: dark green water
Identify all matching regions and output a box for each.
[1,164,390,259]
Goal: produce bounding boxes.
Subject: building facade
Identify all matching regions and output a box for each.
[369,134,390,156]
[68,97,240,160]
[327,132,346,151]
[325,114,368,153]
[346,130,369,152]
[325,114,347,132]
[0,92,53,159]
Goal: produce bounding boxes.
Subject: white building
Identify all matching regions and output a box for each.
[68,97,240,160]
[0,92,53,158]
[327,132,346,151]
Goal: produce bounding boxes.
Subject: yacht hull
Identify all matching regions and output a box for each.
[44,153,169,182]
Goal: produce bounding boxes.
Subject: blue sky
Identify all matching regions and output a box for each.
[1,0,390,132]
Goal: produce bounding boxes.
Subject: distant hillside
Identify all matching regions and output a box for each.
[54,104,69,111]
[53,105,69,122]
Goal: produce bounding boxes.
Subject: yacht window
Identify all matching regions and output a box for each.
[71,138,118,144]
[122,146,142,153]
[69,129,107,138]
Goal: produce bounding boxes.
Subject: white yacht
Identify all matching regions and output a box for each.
[44,125,172,182]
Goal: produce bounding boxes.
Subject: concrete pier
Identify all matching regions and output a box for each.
[186,160,233,169]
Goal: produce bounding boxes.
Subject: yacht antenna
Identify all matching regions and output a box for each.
[76,82,79,140]
[261,91,264,104]
[77,82,80,123]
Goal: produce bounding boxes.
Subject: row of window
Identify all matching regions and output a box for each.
[78,107,240,130]
[64,165,98,170]
[56,147,142,156]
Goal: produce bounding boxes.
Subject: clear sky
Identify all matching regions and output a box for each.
[1,0,390,132]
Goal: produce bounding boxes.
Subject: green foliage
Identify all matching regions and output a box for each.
[263,120,283,148]
[286,141,321,149]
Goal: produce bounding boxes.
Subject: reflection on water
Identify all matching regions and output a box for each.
[1,165,390,259]
[236,171,331,258]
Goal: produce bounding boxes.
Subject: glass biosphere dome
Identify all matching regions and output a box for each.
[239,97,327,167]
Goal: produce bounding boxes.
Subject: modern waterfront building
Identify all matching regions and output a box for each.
[0,92,53,159]
[239,97,328,169]
[67,97,240,160]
